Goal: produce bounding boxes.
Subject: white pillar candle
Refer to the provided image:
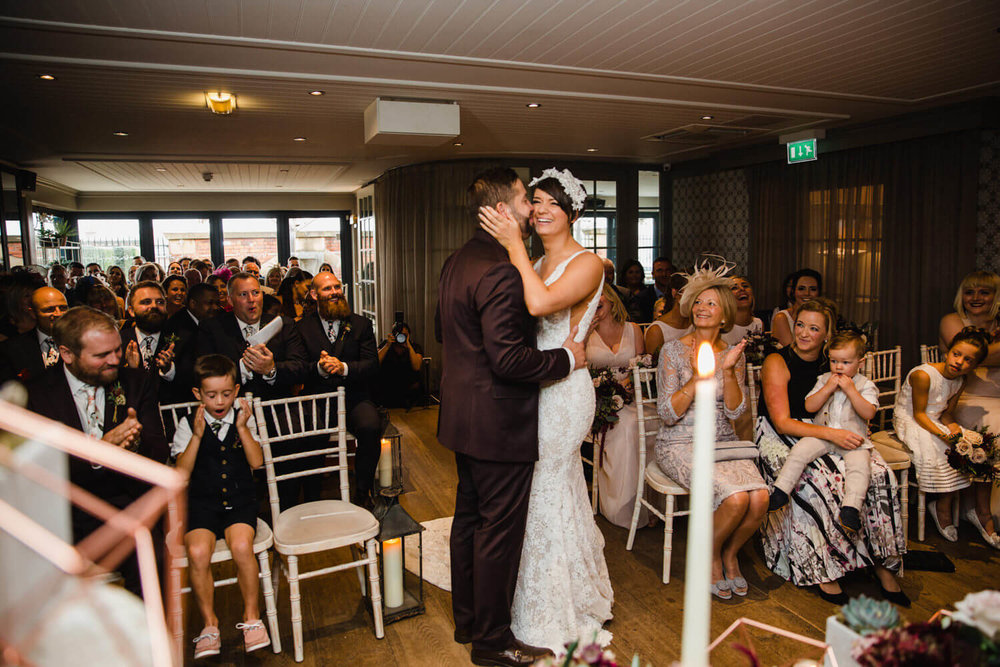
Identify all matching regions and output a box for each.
[382,537,404,608]
[681,342,717,667]
[378,438,393,487]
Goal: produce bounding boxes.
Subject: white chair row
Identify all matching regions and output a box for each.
[159,388,384,663]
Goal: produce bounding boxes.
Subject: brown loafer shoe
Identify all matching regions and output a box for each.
[454,627,473,644]
[471,639,555,667]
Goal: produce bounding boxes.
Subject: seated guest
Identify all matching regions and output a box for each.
[179,257,192,272]
[167,261,183,276]
[242,261,262,284]
[166,282,220,339]
[757,299,907,606]
[318,262,333,274]
[0,274,41,340]
[226,258,240,270]
[26,306,168,597]
[121,281,183,402]
[85,262,102,277]
[106,265,128,299]
[586,284,647,527]
[184,268,203,289]
[296,271,380,508]
[162,275,188,318]
[375,320,423,408]
[0,286,68,383]
[85,283,123,322]
[287,256,301,270]
[207,273,231,312]
[191,260,211,281]
[265,266,283,293]
[67,262,85,288]
[894,327,996,547]
[721,276,763,346]
[48,263,68,293]
[771,268,821,347]
[172,355,270,658]
[654,265,765,600]
[618,259,646,322]
[277,270,309,321]
[644,273,691,361]
[637,256,675,323]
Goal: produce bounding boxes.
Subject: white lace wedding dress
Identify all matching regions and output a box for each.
[510,250,614,653]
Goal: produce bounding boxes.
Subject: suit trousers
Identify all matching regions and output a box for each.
[775,436,873,509]
[451,453,534,651]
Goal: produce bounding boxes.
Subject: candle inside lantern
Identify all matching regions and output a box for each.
[378,438,393,487]
[681,341,717,667]
[382,537,404,608]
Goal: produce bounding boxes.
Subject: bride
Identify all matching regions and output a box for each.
[479,168,613,652]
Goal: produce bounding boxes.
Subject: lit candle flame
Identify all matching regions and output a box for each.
[697,341,715,379]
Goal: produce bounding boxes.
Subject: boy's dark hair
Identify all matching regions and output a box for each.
[950,326,992,365]
[193,354,238,386]
[827,330,867,358]
[467,167,520,217]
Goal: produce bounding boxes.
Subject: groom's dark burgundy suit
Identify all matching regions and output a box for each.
[436,229,571,653]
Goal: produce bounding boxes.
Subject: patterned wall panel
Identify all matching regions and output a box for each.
[978,130,1000,273]
[671,169,750,272]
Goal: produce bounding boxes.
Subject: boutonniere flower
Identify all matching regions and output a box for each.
[342,321,352,337]
[107,381,126,421]
[44,347,60,368]
[165,333,180,347]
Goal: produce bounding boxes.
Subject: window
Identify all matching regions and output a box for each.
[637,171,660,281]
[354,192,377,333]
[222,218,278,272]
[572,179,617,265]
[4,219,22,267]
[805,184,883,325]
[33,211,74,266]
[152,218,211,268]
[76,218,141,270]
[290,216,344,276]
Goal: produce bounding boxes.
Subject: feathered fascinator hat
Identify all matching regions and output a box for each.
[678,254,737,321]
[528,168,588,212]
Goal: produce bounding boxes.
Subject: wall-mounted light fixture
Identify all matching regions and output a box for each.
[205,92,237,115]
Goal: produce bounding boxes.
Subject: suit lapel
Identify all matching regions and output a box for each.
[332,316,350,359]
[51,366,85,432]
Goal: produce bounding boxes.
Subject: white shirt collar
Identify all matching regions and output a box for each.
[136,327,159,343]
[36,328,54,346]
[235,316,259,332]
[64,365,97,395]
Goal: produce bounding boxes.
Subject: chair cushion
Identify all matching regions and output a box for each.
[168,517,274,566]
[871,431,911,468]
[644,460,688,495]
[273,499,379,555]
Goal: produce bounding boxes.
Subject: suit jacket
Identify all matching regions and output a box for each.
[636,285,661,323]
[435,229,571,463]
[162,309,203,402]
[119,323,191,404]
[25,364,169,509]
[195,311,307,399]
[0,329,47,384]
[296,312,378,404]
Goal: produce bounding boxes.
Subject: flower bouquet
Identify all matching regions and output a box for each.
[590,355,653,467]
[532,639,648,667]
[945,426,1000,484]
[742,332,779,366]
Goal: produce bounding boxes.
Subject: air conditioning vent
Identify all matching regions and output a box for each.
[727,115,786,128]
[642,124,758,145]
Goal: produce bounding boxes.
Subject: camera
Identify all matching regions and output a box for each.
[392,311,407,344]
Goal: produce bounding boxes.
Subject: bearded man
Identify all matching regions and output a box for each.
[296,271,380,508]
[121,280,184,403]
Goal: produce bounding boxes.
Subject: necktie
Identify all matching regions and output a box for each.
[141,336,154,368]
[84,386,102,437]
[43,337,55,354]
[209,420,223,435]
[243,325,255,341]
[327,320,337,343]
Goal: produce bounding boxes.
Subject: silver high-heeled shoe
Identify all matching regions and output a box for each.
[928,500,958,542]
[964,508,1000,550]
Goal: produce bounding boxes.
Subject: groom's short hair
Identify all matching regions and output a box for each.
[467,167,521,217]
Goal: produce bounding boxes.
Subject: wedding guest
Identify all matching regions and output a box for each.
[67,262,85,288]
[318,262,333,274]
[127,264,139,287]
[587,283,647,527]
[173,355,270,658]
[652,296,668,320]
[168,261,183,276]
[135,262,161,283]
[85,262,102,277]
[772,269,821,347]
[207,271,231,312]
[637,256,676,323]
[722,276,763,346]
[162,275,188,318]
[84,283,122,322]
[287,256,300,269]
[757,299,907,606]
[226,258,240,270]
[132,256,145,266]
[242,261,261,281]
[0,286,68,383]
[262,293,282,320]
[894,327,996,547]
[277,270,310,321]
[375,321,423,409]
[618,259,646,322]
[48,263,68,293]
[265,266,284,293]
[121,281,183,403]
[654,265,765,600]
[106,265,128,299]
[179,257,192,272]
[184,268,203,289]
[770,272,797,331]
[26,306,168,597]
[644,273,691,361]
[166,283,220,340]
[191,260,211,281]
[0,275,40,340]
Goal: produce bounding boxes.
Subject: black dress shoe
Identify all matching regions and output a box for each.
[879,584,911,608]
[454,628,473,644]
[839,506,861,534]
[470,639,555,667]
[815,586,849,605]
[768,488,789,512]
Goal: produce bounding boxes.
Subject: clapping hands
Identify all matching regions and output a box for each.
[103,407,142,451]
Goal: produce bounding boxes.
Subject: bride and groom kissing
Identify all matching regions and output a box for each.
[436,167,613,666]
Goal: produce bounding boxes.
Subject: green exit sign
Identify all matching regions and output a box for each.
[787,138,817,164]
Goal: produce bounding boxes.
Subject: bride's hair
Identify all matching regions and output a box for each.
[531,177,578,221]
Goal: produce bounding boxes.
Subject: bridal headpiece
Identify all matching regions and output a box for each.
[677,254,737,320]
[529,168,588,212]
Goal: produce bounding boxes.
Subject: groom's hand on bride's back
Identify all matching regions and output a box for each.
[563,325,587,371]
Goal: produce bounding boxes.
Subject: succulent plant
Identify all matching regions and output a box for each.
[838,595,901,636]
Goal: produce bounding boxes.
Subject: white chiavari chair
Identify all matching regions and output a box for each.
[254,389,383,662]
[921,344,941,364]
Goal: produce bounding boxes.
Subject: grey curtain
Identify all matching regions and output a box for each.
[374,160,503,388]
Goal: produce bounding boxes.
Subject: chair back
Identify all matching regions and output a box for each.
[159,400,202,444]
[747,364,762,423]
[254,389,349,520]
[633,366,659,492]
[920,344,941,364]
[863,346,902,430]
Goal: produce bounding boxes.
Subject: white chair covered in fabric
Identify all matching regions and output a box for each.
[157,399,281,654]
[254,389,384,662]
[625,366,690,584]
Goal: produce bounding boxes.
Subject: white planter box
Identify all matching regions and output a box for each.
[824,616,861,667]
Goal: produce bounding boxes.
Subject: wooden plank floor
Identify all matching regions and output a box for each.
[189,406,1000,666]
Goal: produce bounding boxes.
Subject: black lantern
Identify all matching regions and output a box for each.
[366,491,424,624]
[376,421,403,494]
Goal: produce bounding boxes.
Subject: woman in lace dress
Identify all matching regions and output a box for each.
[587,283,647,527]
[654,265,767,601]
[757,299,907,606]
[479,167,612,652]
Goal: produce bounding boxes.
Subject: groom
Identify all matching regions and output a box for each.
[436,168,585,666]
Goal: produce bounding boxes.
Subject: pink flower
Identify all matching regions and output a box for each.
[970,447,988,464]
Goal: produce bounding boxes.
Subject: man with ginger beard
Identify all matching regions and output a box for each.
[25,306,167,597]
[120,280,185,403]
[0,286,69,383]
[296,271,380,508]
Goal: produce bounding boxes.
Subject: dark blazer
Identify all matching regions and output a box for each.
[195,312,308,399]
[25,364,169,509]
[119,323,189,404]
[162,310,202,402]
[296,312,378,404]
[636,285,661,323]
[0,329,46,384]
[435,229,571,463]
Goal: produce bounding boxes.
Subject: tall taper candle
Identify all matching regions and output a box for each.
[681,342,717,667]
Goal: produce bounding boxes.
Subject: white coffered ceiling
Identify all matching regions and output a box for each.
[0,0,997,195]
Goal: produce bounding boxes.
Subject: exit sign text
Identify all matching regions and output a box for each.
[787,138,817,164]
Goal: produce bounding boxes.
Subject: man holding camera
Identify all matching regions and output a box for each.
[376,318,423,408]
